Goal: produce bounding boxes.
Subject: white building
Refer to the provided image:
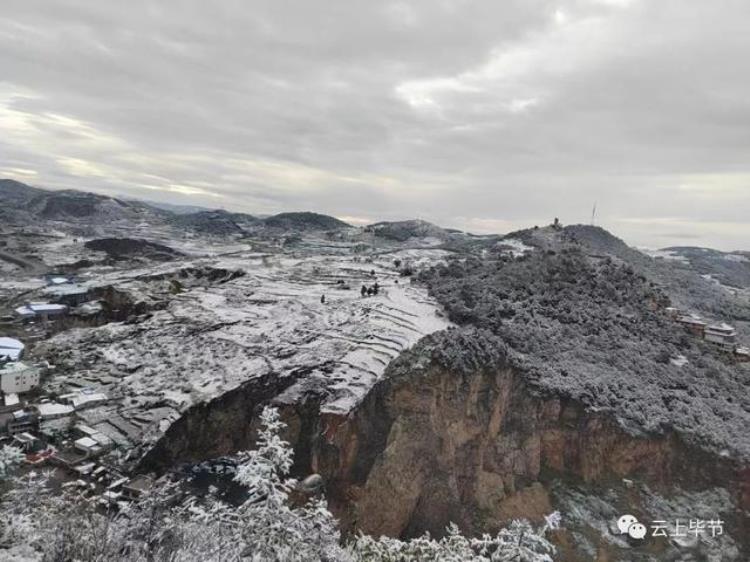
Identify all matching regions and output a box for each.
[44,284,89,306]
[0,361,40,394]
[14,302,68,321]
[74,431,112,457]
[74,436,102,456]
[0,337,24,361]
[36,402,74,420]
[60,390,109,410]
[705,322,736,350]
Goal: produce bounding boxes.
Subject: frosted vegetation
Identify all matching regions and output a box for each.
[419,247,750,459]
[0,408,559,561]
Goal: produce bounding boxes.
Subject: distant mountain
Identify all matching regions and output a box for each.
[0,179,353,237]
[0,178,46,206]
[364,219,450,242]
[0,179,167,225]
[170,209,257,236]
[657,246,750,289]
[126,198,213,215]
[262,212,350,231]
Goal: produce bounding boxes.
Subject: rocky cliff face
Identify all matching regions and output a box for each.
[297,330,749,559]
[121,238,750,559]
[139,327,748,558]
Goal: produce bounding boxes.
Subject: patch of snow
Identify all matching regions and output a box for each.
[497,238,534,257]
[639,248,690,263]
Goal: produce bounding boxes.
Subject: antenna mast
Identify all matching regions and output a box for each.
[591,202,597,226]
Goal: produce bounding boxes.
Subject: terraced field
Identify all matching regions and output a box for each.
[35,242,451,457]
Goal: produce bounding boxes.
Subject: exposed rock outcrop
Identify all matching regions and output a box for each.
[308,329,749,558]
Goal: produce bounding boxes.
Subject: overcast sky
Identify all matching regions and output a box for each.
[1,0,748,249]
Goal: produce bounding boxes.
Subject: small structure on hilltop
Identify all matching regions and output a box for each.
[704,322,737,351]
[0,337,24,361]
[677,314,707,337]
[14,302,68,322]
[0,361,40,394]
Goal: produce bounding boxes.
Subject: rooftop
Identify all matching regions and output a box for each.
[1,361,39,376]
[36,402,74,418]
[706,322,736,333]
[15,303,68,316]
[0,337,24,361]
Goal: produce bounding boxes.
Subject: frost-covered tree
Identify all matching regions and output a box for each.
[0,408,559,561]
[0,445,24,480]
[349,516,559,562]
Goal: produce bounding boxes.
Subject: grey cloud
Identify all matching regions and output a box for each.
[0,0,748,249]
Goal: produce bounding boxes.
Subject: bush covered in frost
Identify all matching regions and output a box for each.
[0,408,558,562]
[419,247,750,459]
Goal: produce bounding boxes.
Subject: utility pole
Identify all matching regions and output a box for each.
[591,202,597,226]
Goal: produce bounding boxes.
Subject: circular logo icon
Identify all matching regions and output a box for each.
[628,522,647,540]
[617,514,639,535]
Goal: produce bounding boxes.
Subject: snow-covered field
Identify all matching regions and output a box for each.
[36,242,452,456]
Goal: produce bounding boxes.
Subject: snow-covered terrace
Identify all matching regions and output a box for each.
[37,245,452,454]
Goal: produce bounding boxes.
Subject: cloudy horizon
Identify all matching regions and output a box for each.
[1,0,749,250]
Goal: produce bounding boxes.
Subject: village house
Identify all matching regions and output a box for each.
[14,302,69,322]
[664,306,681,319]
[0,337,25,361]
[676,314,707,337]
[121,475,153,501]
[73,424,113,450]
[6,409,37,435]
[35,401,75,420]
[0,361,41,394]
[13,431,42,453]
[60,389,109,410]
[704,322,737,350]
[74,436,108,457]
[736,346,750,363]
[44,284,90,307]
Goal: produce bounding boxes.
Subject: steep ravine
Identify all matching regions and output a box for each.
[139,329,749,559]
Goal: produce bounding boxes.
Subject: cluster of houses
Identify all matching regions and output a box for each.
[12,274,97,323]
[0,331,151,507]
[666,307,750,361]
